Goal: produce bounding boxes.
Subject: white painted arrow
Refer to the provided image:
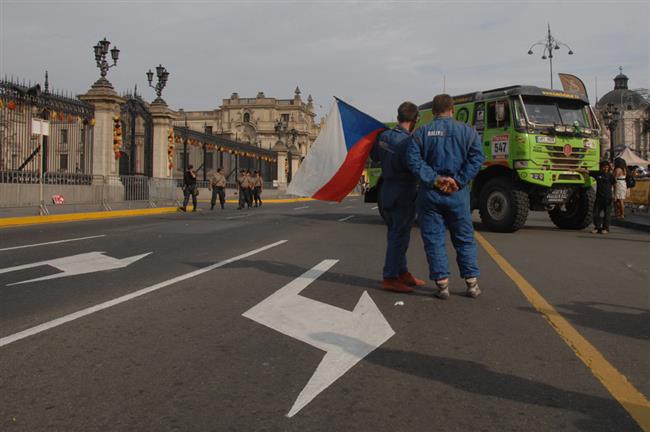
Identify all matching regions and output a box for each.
[243,259,395,417]
[1,251,151,285]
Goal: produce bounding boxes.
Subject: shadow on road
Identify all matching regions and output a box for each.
[222,259,436,298]
[310,332,640,432]
[520,302,650,342]
[285,212,386,226]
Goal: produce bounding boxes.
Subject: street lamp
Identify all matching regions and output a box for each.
[146,64,169,102]
[93,37,120,81]
[601,103,620,164]
[527,24,574,89]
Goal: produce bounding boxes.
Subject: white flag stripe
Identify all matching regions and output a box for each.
[287,101,346,197]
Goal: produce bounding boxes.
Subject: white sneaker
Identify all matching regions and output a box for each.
[434,279,450,300]
[465,277,481,298]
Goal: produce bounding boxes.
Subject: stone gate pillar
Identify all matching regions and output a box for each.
[273,141,288,188]
[78,82,125,178]
[150,100,174,178]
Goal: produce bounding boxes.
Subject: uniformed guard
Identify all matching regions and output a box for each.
[180,164,198,212]
[370,101,425,293]
[406,94,485,299]
[208,167,227,210]
[253,170,263,207]
[237,169,246,210]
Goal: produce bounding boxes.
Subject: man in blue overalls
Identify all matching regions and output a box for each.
[370,101,425,293]
[405,94,485,299]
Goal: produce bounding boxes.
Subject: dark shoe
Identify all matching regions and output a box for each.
[179,207,186,212]
[210,206,215,211]
[382,278,414,293]
[399,271,425,287]
[192,208,197,212]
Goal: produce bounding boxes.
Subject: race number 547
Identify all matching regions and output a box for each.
[491,135,509,159]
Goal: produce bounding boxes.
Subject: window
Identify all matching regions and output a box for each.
[60,129,68,144]
[243,113,250,123]
[281,113,290,123]
[205,126,213,135]
[205,152,214,170]
[487,100,510,129]
[176,152,184,171]
[473,103,485,130]
[59,154,68,171]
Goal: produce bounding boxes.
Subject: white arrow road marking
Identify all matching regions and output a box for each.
[243,259,395,417]
[371,206,378,210]
[293,206,310,210]
[1,251,151,286]
[0,240,287,348]
[338,215,354,222]
[0,235,107,252]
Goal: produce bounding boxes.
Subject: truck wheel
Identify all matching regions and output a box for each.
[479,177,529,232]
[548,188,595,230]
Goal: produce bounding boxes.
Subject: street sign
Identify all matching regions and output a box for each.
[243,259,394,417]
[0,251,151,285]
[31,118,50,136]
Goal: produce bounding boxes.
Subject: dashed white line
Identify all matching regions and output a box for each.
[371,206,378,210]
[338,215,355,222]
[0,240,288,348]
[0,235,107,252]
[294,206,310,210]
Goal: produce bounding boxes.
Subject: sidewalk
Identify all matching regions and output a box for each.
[0,187,312,229]
[610,209,650,232]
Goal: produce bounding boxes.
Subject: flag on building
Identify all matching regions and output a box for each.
[287,98,386,201]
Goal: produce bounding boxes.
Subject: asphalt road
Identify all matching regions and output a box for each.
[0,198,648,432]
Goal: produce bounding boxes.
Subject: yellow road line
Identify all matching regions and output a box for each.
[0,198,316,229]
[475,232,650,430]
[0,207,179,229]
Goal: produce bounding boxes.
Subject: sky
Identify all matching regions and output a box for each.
[1,0,648,121]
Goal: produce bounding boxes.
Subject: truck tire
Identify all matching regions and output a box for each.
[548,188,595,230]
[479,177,529,232]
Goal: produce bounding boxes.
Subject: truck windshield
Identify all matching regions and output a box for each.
[522,96,592,127]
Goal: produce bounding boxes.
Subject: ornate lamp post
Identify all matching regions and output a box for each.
[602,103,621,164]
[527,24,574,89]
[287,127,298,183]
[146,64,169,103]
[93,37,120,86]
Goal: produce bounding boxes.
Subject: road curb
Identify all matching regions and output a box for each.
[0,198,315,229]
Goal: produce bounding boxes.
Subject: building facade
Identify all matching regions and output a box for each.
[595,69,650,160]
[172,87,320,179]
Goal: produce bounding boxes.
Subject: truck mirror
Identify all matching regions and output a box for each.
[496,102,506,122]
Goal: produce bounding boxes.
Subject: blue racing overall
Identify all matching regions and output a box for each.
[405,116,485,281]
[370,126,418,279]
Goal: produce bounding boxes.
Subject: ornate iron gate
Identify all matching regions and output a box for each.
[120,95,153,177]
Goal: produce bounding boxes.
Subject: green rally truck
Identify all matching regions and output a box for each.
[365,85,601,232]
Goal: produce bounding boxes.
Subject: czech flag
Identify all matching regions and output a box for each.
[287,98,386,201]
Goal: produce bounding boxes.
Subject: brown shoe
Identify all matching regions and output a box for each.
[382,278,414,293]
[399,271,425,287]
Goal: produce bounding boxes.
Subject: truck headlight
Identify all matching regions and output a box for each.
[531,173,545,181]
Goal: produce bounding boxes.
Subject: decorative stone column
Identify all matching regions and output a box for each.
[78,81,125,179]
[273,141,288,188]
[149,100,174,178]
[288,144,300,183]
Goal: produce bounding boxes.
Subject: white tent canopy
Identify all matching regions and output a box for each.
[617,147,650,166]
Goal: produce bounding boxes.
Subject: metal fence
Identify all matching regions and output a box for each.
[0,75,95,181]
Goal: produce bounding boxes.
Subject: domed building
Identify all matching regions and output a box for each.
[596,68,650,160]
